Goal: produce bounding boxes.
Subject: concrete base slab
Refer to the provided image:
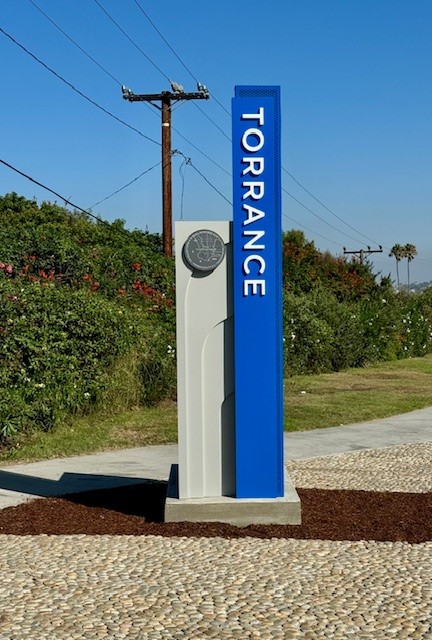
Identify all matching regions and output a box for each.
[165,465,301,526]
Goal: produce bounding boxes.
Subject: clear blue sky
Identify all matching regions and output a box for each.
[1,0,431,283]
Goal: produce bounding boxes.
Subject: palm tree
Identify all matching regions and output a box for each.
[404,243,417,292]
[389,243,405,291]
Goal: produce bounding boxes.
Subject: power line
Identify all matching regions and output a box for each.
[132,0,231,117]
[89,160,162,208]
[11,4,222,217]
[26,0,167,130]
[282,212,343,248]
[91,1,395,254]
[23,0,233,190]
[128,3,373,249]
[1,154,228,248]
[191,102,231,141]
[27,0,122,86]
[343,246,383,264]
[93,0,170,81]
[0,27,160,147]
[178,155,191,221]
[0,22,385,250]
[283,188,370,245]
[122,85,210,256]
[0,158,354,265]
[140,15,386,249]
[1,10,395,255]
[25,0,231,178]
[4,14,404,258]
[184,156,232,206]
[4,156,427,273]
[172,125,231,175]
[285,184,429,264]
[1,158,105,224]
[2,25,231,223]
[282,167,382,247]
[0,157,176,257]
[127,2,385,248]
[94,0,231,141]
[132,0,198,82]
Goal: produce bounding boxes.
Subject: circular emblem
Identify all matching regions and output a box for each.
[183,229,226,272]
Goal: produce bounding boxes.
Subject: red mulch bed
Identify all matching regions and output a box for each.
[0,482,431,542]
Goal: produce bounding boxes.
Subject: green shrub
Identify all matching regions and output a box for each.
[284,289,364,375]
[0,193,175,306]
[0,193,177,440]
[284,279,432,376]
[2,194,432,439]
[0,280,175,437]
[355,290,432,363]
[395,292,432,358]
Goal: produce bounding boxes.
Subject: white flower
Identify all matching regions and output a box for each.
[382,299,386,303]
[84,392,90,399]
[34,383,45,389]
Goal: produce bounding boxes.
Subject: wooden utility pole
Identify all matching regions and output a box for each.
[343,245,383,264]
[122,82,210,257]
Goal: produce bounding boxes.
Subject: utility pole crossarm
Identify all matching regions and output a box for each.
[343,245,383,264]
[121,82,211,257]
[123,91,210,103]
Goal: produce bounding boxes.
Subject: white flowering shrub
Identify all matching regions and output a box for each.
[283,289,364,375]
[284,287,432,376]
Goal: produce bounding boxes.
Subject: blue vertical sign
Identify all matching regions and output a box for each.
[232,86,284,499]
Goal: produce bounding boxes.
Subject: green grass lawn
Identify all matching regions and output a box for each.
[284,354,432,430]
[2,354,432,465]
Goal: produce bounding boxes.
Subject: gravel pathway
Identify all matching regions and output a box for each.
[286,442,432,492]
[0,442,431,639]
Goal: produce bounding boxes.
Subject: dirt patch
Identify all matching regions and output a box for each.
[0,483,431,542]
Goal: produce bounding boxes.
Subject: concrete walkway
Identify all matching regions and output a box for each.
[284,405,432,458]
[1,406,432,509]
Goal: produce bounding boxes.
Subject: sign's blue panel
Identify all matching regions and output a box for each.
[232,86,283,498]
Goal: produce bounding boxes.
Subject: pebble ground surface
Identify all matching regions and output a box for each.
[0,442,431,640]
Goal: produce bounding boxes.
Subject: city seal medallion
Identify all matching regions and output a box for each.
[183,229,225,273]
